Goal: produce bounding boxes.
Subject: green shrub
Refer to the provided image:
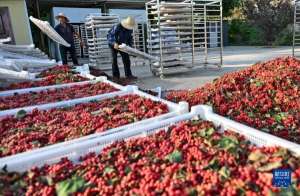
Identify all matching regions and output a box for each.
[228,19,264,45]
[242,0,293,45]
[273,24,293,46]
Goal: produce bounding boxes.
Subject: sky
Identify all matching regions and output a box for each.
[52,7,146,24]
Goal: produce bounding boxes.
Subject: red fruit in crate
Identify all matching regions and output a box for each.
[0,95,168,157]
[0,65,88,91]
[166,57,300,144]
[0,83,118,110]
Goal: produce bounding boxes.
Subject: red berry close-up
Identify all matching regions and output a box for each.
[0,65,88,91]
[166,57,300,144]
[0,120,299,195]
[0,95,168,157]
[0,82,118,110]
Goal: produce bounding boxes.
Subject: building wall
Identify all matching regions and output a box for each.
[0,0,32,44]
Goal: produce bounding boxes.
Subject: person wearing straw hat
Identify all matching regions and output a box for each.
[107,16,138,80]
[54,13,83,66]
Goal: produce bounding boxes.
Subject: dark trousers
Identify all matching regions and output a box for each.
[110,47,132,78]
[59,45,79,65]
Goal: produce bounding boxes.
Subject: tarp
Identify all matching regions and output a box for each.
[0,68,37,80]
[0,59,22,72]
[0,37,11,44]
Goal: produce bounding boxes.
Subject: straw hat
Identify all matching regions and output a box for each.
[55,13,69,22]
[121,16,136,30]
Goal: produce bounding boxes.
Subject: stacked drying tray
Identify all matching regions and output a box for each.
[146,1,194,76]
[132,23,147,66]
[80,24,89,58]
[68,24,82,61]
[85,14,119,70]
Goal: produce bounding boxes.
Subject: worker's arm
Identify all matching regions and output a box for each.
[128,30,133,47]
[54,25,60,34]
[107,25,120,49]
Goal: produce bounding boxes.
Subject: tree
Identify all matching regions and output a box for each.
[242,0,293,45]
[223,0,242,17]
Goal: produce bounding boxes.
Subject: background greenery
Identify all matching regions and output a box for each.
[26,0,294,50]
[226,0,293,46]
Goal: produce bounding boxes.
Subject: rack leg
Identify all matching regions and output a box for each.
[160,74,165,79]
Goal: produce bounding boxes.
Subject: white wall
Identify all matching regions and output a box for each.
[0,0,33,44]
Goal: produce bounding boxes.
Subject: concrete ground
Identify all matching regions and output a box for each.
[106,46,293,90]
[1,46,293,89]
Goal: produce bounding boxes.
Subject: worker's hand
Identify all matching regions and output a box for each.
[80,41,85,48]
[114,43,119,49]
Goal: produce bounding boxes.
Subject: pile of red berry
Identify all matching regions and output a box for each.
[0,65,87,91]
[0,82,118,111]
[37,65,76,78]
[0,95,168,157]
[166,57,300,144]
[1,120,299,195]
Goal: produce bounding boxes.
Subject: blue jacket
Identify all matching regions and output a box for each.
[107,23,133,47]
[54,23,75,45]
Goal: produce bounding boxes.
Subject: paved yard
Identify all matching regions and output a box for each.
[108,46,293,90]
[0,46,294,90]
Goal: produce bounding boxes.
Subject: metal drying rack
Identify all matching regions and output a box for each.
[133,22,147,66]
[84,14,120,70]
[80,24,89,58]
[67,23,82,61]
[293,0,300,57]
[146,0,223,78]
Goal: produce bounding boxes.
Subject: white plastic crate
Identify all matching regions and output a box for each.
[0,87,188,170]
[0,68,37,81]
[197,105,300,155]
[0,90,124,117]
[0,76,124,97]
[1,105,299,172]
[0,85,185,124]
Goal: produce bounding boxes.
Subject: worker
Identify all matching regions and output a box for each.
[54,13,83,66]
[107,16,137,80]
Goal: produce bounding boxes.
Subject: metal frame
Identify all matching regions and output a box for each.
[80,24,89,58]
[133,22,147,66]
[67,23,82,61]
[85,14,120,70]
[146,0,223,77]
[293,0,300,57]
[188,0,223,67]
[64,23,90,60]
[133,23,146,53]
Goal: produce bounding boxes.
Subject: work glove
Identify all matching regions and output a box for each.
[114,43,119,49]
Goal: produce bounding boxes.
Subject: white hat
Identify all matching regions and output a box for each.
[55,13,69,22]
[121,16,136,30]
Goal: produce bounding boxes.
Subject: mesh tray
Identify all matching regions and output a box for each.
[29,16,70,47]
